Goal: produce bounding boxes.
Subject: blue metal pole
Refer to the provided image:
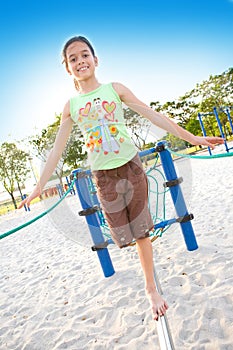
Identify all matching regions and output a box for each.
[86,172,107,227]
[72,169,115,278]
[157,141,198,251]
[139,147,157,158]
[22,194,30,212]
[198,112,212,155]
[226,107,233,135]
[213,107,229,152]
[66,175,75,195]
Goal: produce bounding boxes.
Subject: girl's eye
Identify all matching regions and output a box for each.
[83,54,89,58]
[70,58,76,63]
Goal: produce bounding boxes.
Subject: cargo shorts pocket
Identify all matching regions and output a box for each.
[93,171,106,189]
[128,154,145,177]
[93,171,118,203]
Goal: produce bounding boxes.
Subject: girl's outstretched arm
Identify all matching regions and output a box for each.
[113,82,224,149]
[18,101,74,209]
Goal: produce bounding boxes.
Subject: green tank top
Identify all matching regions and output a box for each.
[69,83,137,170]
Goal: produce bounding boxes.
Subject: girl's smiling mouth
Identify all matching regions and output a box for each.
[78,66,89,72]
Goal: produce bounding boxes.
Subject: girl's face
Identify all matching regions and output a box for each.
[65,41,98,81]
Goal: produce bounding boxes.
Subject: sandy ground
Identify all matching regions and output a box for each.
[0,147,233,350]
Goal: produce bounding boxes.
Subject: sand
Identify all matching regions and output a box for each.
[0,147,233,350]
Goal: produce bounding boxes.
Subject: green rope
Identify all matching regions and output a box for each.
[0,179,76,240]
[167,147,233,159]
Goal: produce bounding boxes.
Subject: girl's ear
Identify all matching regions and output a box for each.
[94,56,99,67]
[64,62,72,75]
[66,67,72,75]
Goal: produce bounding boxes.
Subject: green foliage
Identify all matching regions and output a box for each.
[123,107,152,150]
[28,114,61,163]
[193,68,233,108]
[151,68,233,139]
[163,134,187,150]
[0,142,30,208]
[121,68,233,149]
[65,123,87,169]
[28,114,87,189]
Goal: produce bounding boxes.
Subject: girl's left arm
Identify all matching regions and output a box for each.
[112,82,224,149]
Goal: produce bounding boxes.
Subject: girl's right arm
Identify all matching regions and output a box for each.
[18,101,74,209]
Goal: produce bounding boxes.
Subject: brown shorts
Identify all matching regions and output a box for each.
[92,153,154,248]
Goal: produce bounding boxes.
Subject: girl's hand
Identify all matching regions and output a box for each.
[192,136,224,149]
[18,186,41,209]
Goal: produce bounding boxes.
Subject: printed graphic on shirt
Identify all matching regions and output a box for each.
[77,98,125,155]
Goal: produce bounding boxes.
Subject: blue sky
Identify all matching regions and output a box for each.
[0,0,232,143]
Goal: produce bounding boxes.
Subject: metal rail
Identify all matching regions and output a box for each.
[154,269,176,350]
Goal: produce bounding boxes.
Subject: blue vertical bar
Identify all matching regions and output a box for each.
[213,107,229,152]
[66,176,75,195]
[198,112,212,155]
[226,108,233,135]
[157,141,198,251]
[22,194,30,211]
[72,169,115,278]
[86,173,107,227]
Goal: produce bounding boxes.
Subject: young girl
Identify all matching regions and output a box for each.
[19,36,223,321]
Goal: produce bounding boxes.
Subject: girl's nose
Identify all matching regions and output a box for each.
[78,56,85,65]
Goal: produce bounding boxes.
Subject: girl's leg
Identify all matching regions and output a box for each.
[136,237,169,320]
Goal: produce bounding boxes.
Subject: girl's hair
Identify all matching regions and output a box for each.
[62,36,96,91]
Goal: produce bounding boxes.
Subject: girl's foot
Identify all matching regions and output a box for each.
[146,287,169,321]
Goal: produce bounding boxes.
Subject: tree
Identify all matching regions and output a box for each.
[163,134,187,150]
[28,114,86,191]
[64,123,87,169]
[0,142,30,208]
[149,68,233,139]
[28,114,61,169]
[123,107,152,150]
[189,68,233,137]
[192,68,233,106]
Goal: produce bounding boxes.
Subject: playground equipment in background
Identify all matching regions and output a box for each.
[56,176,76,198]
[21,194,31,212]
[198,106,233,155]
